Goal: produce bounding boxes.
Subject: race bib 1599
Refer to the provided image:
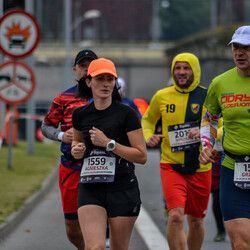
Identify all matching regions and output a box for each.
[80,148,116,183]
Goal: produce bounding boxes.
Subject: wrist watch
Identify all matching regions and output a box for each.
[106,140,116,151]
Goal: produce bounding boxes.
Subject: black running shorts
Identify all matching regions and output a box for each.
[77,183,141,217]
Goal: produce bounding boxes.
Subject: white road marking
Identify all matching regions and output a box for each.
[135,206,169,250]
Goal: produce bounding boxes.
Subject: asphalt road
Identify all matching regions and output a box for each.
[0,149,231,250]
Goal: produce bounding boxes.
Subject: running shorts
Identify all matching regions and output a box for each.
[77,183,141,217]
[160,163,211,218]
[220,165,250,221]
[59,163,81,220]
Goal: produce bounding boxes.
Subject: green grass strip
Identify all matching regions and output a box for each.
[0,140,60,223]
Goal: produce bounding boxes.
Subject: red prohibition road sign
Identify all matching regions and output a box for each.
[0,10,40,59]
[0,61,36,105]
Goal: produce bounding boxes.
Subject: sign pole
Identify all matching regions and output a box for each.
[26,0,35,155]
[26,79,35,155]
[0,0,5,137]
[7,105,14,170]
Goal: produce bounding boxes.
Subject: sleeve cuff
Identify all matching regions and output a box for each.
[58,132,64,141]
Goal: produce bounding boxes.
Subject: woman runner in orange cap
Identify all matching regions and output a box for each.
[71,58,147,250]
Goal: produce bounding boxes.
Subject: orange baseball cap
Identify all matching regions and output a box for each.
[87,58,118,78]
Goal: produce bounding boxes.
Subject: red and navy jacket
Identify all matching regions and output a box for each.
[44,85,88,170]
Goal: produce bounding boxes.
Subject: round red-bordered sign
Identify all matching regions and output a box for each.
[0,61,36,105]
[0,10,40,59]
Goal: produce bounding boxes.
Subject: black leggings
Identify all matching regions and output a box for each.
[212,190,225,233]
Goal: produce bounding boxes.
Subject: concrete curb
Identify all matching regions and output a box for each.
[0,166,59,241]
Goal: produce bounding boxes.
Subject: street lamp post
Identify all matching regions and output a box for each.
[64,0,72,90]
[64,2,101,90]
[71,9,101,32]
[151,0,169,44]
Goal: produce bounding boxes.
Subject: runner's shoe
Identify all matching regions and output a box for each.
[214,231,226,242]
[106,238,110,248]
[106,223,110,248]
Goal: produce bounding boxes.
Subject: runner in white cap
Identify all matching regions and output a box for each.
[199,25,250,250]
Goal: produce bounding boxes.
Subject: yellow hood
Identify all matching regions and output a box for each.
[171,52,201,93]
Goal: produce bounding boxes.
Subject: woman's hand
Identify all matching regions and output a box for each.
[71,143,86,159]
[89,127,109,148]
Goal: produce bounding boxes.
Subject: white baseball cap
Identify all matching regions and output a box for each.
[228,25,250,46]
[117,77,126,94]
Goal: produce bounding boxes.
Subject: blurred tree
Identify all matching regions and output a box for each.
[3,0,25,12]
[159,0,210,41]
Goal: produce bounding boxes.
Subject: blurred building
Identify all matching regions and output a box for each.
[37,0,154,43]
[72,0,153,42]
[2,0,250,43]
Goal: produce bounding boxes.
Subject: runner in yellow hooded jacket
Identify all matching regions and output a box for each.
[142,52,211,250]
